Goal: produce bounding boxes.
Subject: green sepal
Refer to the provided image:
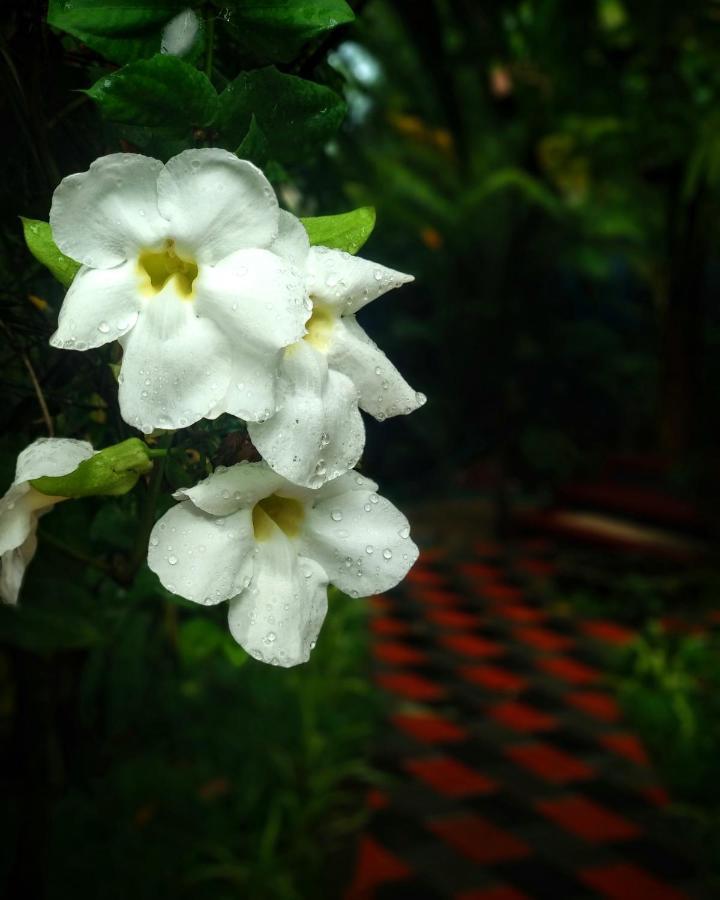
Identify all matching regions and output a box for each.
[20,217,81,288]
[300,207,376,254]
[31,438,154,498]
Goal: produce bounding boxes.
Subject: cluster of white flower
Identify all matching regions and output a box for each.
[1,149,425,666]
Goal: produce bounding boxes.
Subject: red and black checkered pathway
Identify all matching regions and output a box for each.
[344,540,710,900]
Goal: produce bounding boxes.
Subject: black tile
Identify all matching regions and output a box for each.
[493,858,594,899]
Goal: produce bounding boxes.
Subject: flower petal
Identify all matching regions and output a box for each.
[195,247,308,351]
[50,153,166,269]
[50,261,141,351]
[147,502,255,604]
[14,437,95,483]
[227,525,327,667]
[174,461,284,517]
[270,210,310,270]
[328,316,426,420]
[157,149,279,264]
[0,486,34,556]
[306,246,413,314]
[118,283,232,431]
[301,484,419,596]
[207,346,280,423]
[1,533,37,605]
[248,342,364,488]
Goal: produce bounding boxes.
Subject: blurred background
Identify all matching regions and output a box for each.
[2,0,720,897]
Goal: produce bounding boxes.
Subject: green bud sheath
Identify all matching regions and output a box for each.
[30,438,154,498]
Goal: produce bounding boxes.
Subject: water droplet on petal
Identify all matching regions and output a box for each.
[330,509,343,522]
[97,321,110,334]
[168,555,178,565]
[383,548,393,560]
[365,545,374,554]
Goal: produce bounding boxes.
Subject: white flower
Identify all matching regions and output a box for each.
[242,212,426,488]
[0,438,95,604]
[147,461,419,666]
[49,150,308,433]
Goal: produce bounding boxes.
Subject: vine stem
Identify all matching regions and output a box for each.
[128,434,173,578]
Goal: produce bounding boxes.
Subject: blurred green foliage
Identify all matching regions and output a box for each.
[617,624,720,882]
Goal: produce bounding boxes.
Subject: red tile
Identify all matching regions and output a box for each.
[641,785,670,807]
[458,887,530,900]
[344,836,411,900]
[428,609,482,630]
[461,562,504,581]
[417,587,463,606]
[514,627,574,652]
[482,583,524,602]
[600,732,650,767]
[404,756,497,797]
[406,567,445,587]
[537,656,600,685]
[496,605,547,624]
[460,665,528,693]
[373,641,427,666]
[375,672,445,701]
[579,862,689,900]
[367,788,389,809]
[580,620,635,646]
[428,814,530,864]
[440,634,504,659]
[370,617,410,637]
[392,712,468,744]
[488,701,557,733]
[537,794,640,843]
[474,540,502,556]
[370,595,392,612]
[566,691,621,722]
[505,742,593,783]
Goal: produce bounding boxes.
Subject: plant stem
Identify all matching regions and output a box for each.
[39,530,112,576]
[146,448,168,459]
[128,434,173,578]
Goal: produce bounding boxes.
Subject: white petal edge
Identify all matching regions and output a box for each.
[118,281,232,432]
[147,502,255,604]
[228,524,328,667]
[174,462,285,518]
[14,437,95,483]
[156,149,279,265]
[301,484,419,596]
[50,153,167,269]
[328,316,426,420]
[50,261,141,352]
[1,533,37,605]
[248,342,365,488]
[269,210,310,270]
[306,246,414,315]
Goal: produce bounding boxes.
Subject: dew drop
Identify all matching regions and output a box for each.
[330,509,343,522]
[97,321,110,334]
[383,548,393,560]
[365,545,374,555]
[168,555,178,566]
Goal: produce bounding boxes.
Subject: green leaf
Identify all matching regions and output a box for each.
[20,218,80,288]
[222,0,354,64]
[236,115,270,168]
[86,55,217,138]
[216,66,345,164]
[300,207,376,254]
[47,0,187,65]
